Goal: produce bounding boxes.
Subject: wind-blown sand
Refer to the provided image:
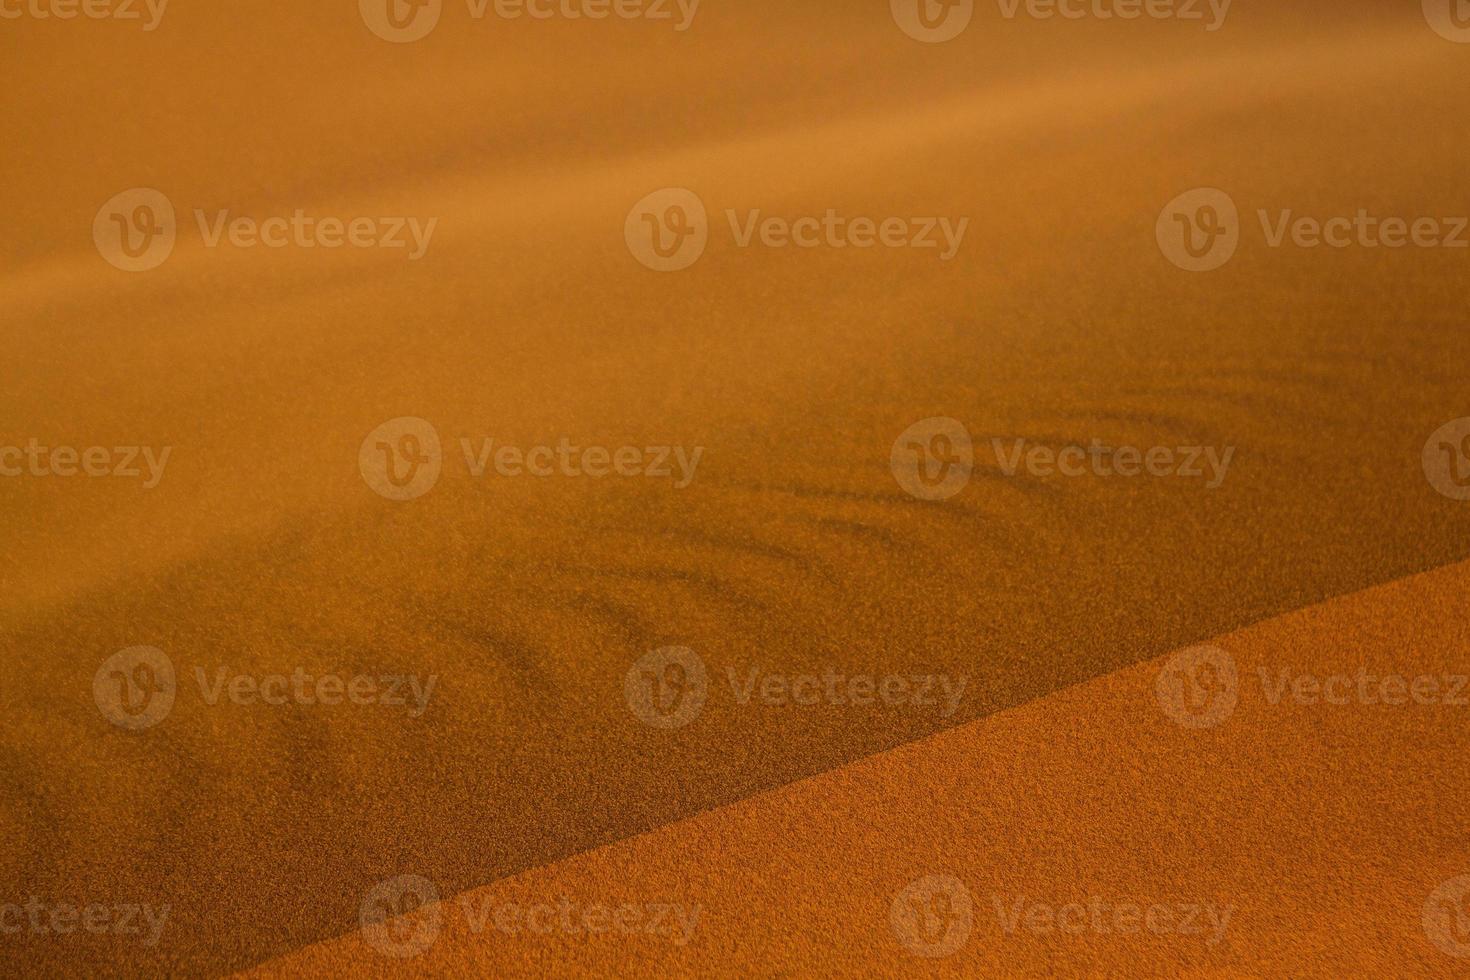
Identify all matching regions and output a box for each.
[247,559,1470,977]
[3,1,1469,975]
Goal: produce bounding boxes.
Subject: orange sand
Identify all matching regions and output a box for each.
[250,559,1470,977]
[3,1,1469,975]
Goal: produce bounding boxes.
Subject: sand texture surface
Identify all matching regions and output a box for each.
[3,1,1469,975]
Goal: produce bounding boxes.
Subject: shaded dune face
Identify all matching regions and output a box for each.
[3,2,1469,975]
[244,559,1470,978]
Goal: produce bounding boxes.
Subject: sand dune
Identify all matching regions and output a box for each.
[248,559,1470,977]
[3,1,1469,975]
